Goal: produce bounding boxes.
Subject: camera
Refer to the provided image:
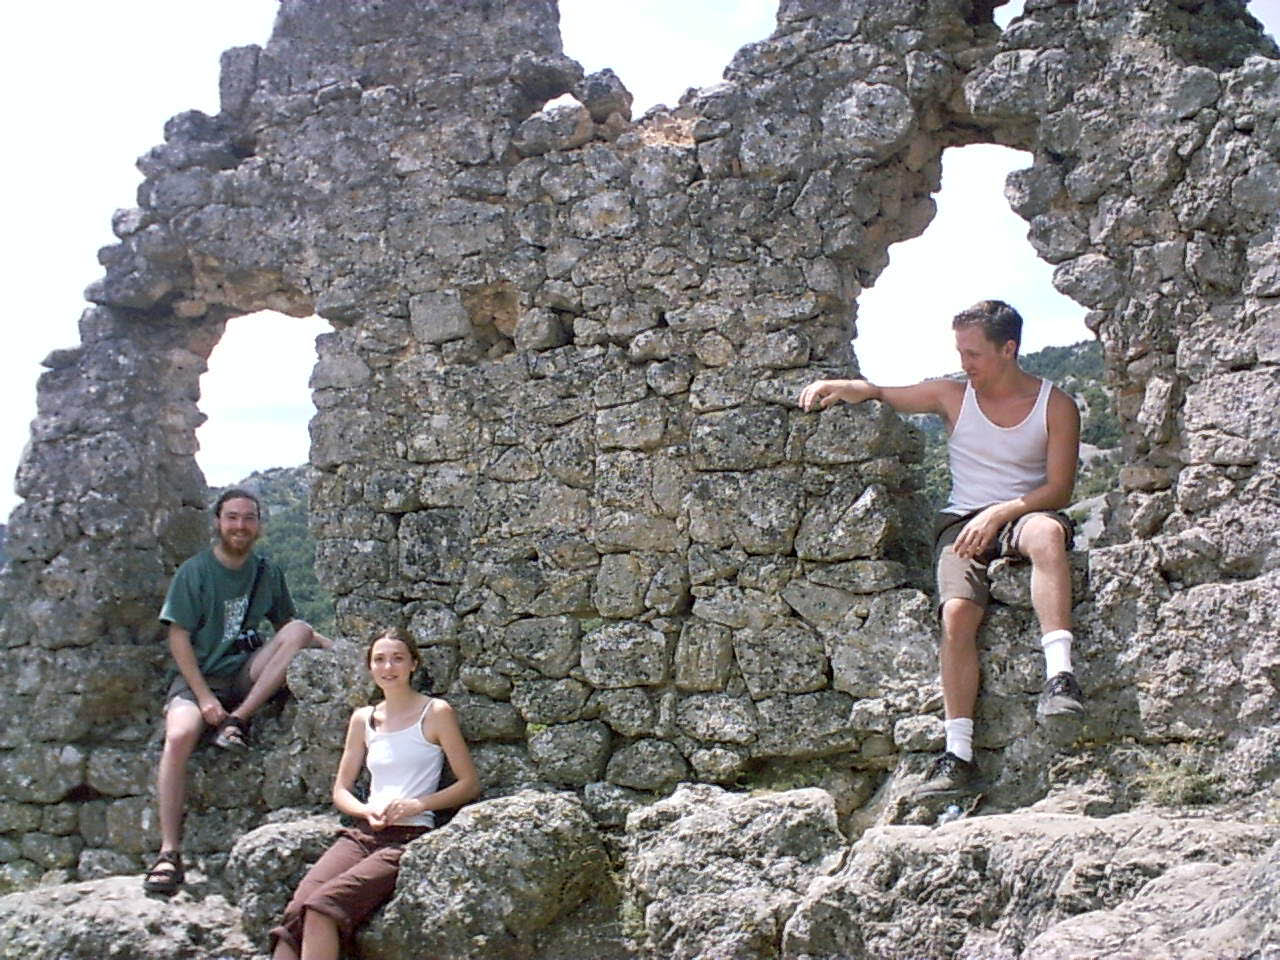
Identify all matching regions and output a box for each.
[233,629,264,654]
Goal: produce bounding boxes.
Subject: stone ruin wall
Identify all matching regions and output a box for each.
[1,0,1279,886]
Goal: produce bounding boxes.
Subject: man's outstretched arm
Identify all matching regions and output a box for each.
[798,377,962,423]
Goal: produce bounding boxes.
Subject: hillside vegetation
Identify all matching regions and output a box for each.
[235,466,335,636]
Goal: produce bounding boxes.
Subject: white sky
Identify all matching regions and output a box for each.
[2,0,1278,517]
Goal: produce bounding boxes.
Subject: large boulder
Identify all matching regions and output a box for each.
[359,791,611,959]
[782,810,1280,959]
[625,784,845,959]
[0,875,251,959]
[1025,837,1280,960]
[224,814,344,947]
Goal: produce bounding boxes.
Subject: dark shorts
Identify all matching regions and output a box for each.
[163,661,253,713]
[269,824,431,953]
[934,509,1074,613]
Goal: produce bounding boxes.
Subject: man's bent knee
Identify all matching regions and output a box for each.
[261,621,315,662]
[277,619,315,648]
[1016,514,1068,562]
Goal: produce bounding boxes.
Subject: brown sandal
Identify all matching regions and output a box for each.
[143,850,184,895]
[213,716,250,752]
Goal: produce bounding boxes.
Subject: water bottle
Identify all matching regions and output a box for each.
[936,804,963,826]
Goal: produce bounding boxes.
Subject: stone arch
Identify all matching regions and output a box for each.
[2,0,1279,885]
[853,142,1092,388]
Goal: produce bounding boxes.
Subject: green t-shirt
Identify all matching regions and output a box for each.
[159,548,297,678]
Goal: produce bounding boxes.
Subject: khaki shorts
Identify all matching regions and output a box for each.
[934,509,1073,613]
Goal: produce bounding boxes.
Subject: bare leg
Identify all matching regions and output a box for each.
[299,909,341,960]
[1019,516,1085,717]
[231,621,324,721]
[1018,516,1072,635]
[272,938,300,960]
[157,699,204,852]
[940,597,984,720]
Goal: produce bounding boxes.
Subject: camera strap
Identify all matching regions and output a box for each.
[237,557,266,638]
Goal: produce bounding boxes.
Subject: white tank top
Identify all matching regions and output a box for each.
[365,700,444,828]
[945,377,1051,514]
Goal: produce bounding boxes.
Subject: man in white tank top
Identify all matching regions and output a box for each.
[799,300,1083,797]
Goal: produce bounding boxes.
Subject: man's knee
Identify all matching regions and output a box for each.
[940,597,984,643]
[1018,514,1068,562]
[162,707,203,758]
[274,620,316,656]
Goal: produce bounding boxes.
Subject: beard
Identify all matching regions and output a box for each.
[217,527,258,557]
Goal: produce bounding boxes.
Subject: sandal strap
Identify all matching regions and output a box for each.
[221,716,250,737]
[213,718,250,751]
[147,851,182,875]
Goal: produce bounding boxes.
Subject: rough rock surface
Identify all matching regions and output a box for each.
[0,0,1277,956]
[224,814,343,947]
[625,784,845,959]
[360,791,612,959]
[0,874,254,959]
[782,810,1280,960]
[1023,837,1280,960]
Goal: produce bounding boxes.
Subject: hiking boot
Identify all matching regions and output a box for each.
[1038,671,1085,720]
[916,751,977,796]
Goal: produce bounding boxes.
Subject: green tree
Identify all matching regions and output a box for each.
[909,413,951,512]
[1078,381,1123,448]
[235,466,336,636]
[1022,340,1122,450]
[1020,339,1104,383]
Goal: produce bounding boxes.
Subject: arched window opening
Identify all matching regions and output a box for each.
[855,145,1090,383]
[1,2,279,522]
[854,144,1118,542]
[197,310,335,633]
[995,0,1027,30]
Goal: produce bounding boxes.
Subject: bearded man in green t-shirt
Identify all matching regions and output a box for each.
[143,488,331,895]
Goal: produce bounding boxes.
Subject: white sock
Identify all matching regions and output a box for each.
[1042,629,1073,679]
[944,717,974,762]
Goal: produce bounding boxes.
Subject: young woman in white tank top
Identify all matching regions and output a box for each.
[269,627,479,960]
